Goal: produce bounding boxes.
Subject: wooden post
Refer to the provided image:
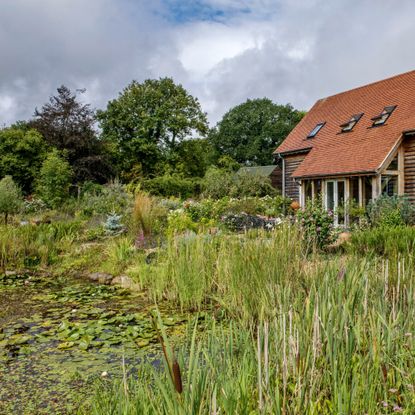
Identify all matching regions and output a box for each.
[398,145,405,195]
[358,177,363,207]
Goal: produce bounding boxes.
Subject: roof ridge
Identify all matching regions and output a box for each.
[317,68,415,103]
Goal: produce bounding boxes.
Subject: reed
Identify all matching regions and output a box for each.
[88,230,415,414]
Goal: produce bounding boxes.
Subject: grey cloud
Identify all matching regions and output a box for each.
[1,0,415,128]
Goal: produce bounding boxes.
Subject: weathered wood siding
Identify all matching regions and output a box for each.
[404,136,415,202]
[284,154,305,200]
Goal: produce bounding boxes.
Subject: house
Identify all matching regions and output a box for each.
[274,70,415,225]
[236,165,282,190]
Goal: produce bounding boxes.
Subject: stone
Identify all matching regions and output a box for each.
[111,275,140,291]
[87,272,113,285]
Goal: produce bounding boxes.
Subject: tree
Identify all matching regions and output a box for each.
[97,78,208,178]
[36,150,73,208]
[0,176,23,225]
[30,85,112,183]
[167,138,214,178]
[209,98,305,166]
[0,126,48,193]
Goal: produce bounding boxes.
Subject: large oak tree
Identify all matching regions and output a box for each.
[97,78,208,178]
[209,98,305,166]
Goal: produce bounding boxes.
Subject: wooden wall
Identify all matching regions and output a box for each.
[284,154,305,200]
[404,136,415,203]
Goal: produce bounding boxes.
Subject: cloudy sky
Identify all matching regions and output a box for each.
[1,0,415,127]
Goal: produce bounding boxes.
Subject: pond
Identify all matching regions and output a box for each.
[0,272,187,414]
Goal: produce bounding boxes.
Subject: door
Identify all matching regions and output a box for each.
[325,180,346,226]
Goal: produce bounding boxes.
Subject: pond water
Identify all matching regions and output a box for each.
[0,272,187,414]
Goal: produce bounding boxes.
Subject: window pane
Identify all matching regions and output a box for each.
[381,175,398,196]
[387,155,398,170]
[337,181,345,224]
[364,177,372,206]
[350,177,359,203]
[327,182,334,211]
[304,180,313,203]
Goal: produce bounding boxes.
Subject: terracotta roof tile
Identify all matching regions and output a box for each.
[275,70,415,178]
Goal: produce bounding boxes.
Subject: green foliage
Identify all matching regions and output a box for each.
[297,200,334,250]
[30,85,112,183]
[97,78,208,178]
[166,138,214,178]
[202,167,278,199]
[103,213,124,235]
[209,98,304,165]
[348,226,415,257]
[0,176,23,224]
[36,150,73,208]
[367,194,415,227]
[0,221,82,271]
[184,196,290,222]
[142,174,200,198]
[0,126,48,193]
[78,179,132,216]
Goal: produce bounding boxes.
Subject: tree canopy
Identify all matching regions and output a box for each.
[0,175,23,225]
[97,78,208,178]
[209,98,304,166]
[30,86,111,183]
[0,126,48,193]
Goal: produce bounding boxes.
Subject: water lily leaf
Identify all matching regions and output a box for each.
[57,341,75,349]
[135,339,149,348]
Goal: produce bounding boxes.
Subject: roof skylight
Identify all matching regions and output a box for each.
[340,113,363,132]
[307,122,325,138]
[371,106,396,126]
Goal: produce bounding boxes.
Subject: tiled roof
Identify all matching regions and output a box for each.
[274,70,415,178]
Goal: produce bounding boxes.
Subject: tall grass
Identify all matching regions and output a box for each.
[89,254,415,413]
[134,226,306,319]
[0,221,82,272]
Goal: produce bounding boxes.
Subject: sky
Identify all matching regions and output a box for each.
[1,0,415,127]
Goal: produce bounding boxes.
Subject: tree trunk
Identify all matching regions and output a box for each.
[4,212,8,226]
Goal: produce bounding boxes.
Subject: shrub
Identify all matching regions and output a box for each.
[348,226,415,257]
[297,200,334,250]
[103,213,124,235]
[36,150,73,208]
[79,179,131,216]
[202,167,279,199]
[0,176,23,224]
[367,194,415,227]
[142,174,200,198]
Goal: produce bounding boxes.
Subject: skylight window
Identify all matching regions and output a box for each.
[340,113,363,132]
[371,106,396,126]
[307,122,325,138]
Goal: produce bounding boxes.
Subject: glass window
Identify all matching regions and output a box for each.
[326,181,334,211]
[386,155,398,170]
[304,180,313,203]
[350,177,359,203]
[307,122,325,138]
[363,177,372,206]
[315,179,322,198]
[340,113,363,132]
[372,106,396,126]
[381,175,398,196]
[337,181,345,224]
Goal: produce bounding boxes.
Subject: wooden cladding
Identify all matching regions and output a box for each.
[284,154,305,200]
[404,135,415,202]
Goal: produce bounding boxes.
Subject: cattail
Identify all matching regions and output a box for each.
[172,359,183,394]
